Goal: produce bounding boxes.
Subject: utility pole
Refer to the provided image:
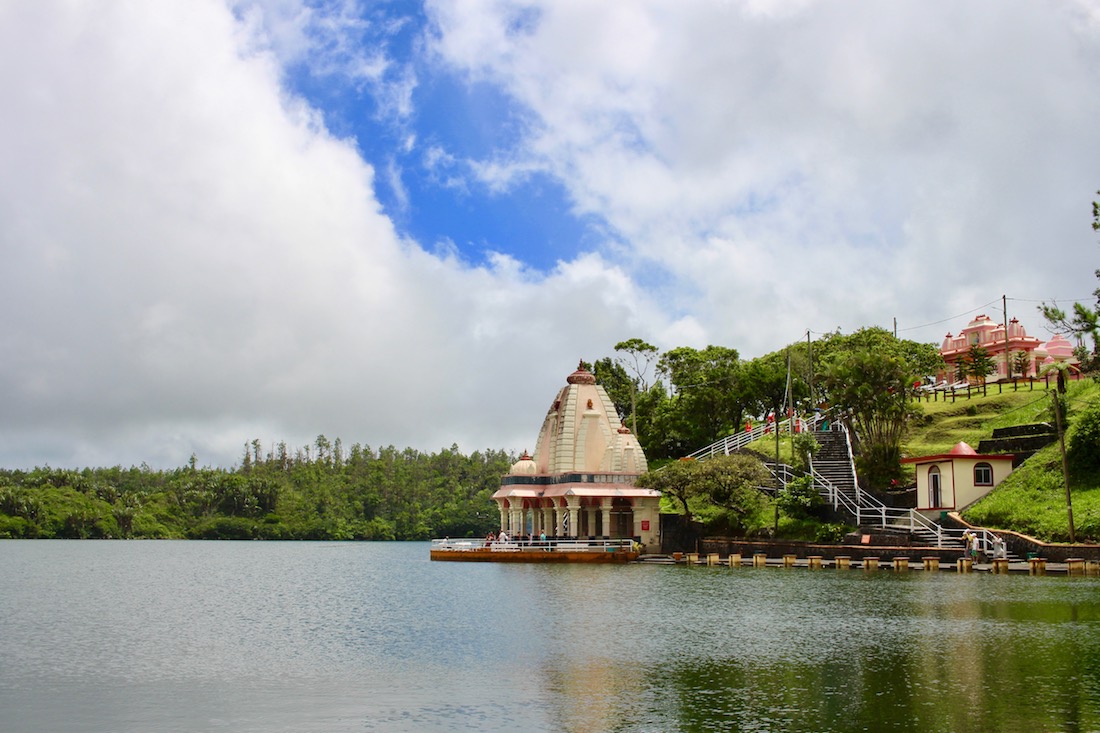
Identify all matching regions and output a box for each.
[1052,376,1075,542]
[1003,294,1011,381]
[807,329,813,406]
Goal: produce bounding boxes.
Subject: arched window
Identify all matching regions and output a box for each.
[974,462,993,486]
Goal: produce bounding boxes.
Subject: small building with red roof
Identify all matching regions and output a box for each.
[902,441,1015,513]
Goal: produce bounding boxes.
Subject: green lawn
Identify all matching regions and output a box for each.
[907,379,1100,543]
[904,382,1058,459]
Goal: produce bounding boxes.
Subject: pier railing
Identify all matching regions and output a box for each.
[431,537,637,553]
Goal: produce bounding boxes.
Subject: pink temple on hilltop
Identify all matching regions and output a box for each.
[938,314,1079,383]
[491,362,662,548]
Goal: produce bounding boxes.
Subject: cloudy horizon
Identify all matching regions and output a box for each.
[2,0,1098,469]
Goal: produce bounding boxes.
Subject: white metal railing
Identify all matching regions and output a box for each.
[686,411,833,462]
[430,537,637,553]
[686,415,988,549]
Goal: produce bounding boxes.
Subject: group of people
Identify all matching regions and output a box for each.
[962,529,1008,562]
[484,530,549,547]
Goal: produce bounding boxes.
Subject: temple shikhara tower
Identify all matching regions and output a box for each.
[492,363,661,547]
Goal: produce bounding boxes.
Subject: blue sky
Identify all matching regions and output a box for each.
[1,0,1099,468]
[274,0,596,271]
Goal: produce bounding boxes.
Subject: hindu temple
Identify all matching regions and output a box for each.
[491,362,661,548]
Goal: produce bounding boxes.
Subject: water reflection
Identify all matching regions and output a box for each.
[527,568,1100,732]
[1,542,1097,732]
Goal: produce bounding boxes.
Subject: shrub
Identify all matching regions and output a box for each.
[187,516,256,540]
[814,523,850,543]
[1067,400,1100,478]
[776,475,823,519]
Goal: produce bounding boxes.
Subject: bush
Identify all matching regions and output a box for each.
[187,516,257,540]
[1067,400,1100,478]
[814,523,849,543]
[0,515,32,538]
[776,475,823,519]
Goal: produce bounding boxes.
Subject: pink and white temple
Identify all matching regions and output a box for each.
[939,314,1080,382]
[492,363,662,548]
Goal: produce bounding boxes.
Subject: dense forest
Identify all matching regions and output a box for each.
[0,442,511,540]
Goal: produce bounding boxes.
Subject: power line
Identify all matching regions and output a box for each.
[1007,296,1096,303]
[895,295,1095,335]
[895,298,1003,333]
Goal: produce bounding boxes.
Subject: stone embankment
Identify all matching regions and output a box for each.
[640,549,1100,576]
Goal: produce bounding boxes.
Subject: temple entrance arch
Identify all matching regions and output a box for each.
[611,497,634,538]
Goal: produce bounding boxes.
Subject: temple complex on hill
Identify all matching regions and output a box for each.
[939,314,1079,382]
[491,363,661,548]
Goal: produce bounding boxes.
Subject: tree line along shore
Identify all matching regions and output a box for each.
[2,327,1098,543]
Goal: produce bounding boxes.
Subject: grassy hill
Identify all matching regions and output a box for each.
[905,379,1100,543]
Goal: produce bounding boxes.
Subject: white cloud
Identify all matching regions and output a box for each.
[0,0,662,468]
[3,0,1100,469]
[425,0,1100,351]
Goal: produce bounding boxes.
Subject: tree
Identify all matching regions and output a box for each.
[1011,350,1031,379]
[742,353,796,424]
[657,345,746,452]
[615,338,658,438]
[822,328,926,489]
[695,454,771,519]
[588,357,634,423]
[635,459,701,518]
[1041,190,1100,372]
[635,454,770,533]
[963,345,996,387]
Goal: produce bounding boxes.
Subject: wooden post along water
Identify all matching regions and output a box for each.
[1028,557,1046,575]
[753,553,768,568]
[706,553,720,566]
[783,554,797,568]
[957,558,973,574]
[835,556,851,570]
[991,558,1009,574]
[686,552,699,565]
[922,557,940,572]
[892,558,909,572]
[1066,558,1085,575]
[1087,560,1100,577]
[808,556,823,570]
[863,557,879,571]
[728,553,742,568]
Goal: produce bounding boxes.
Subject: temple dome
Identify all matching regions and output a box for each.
[509,450,538,475]
[1040,334,1074,359]
[529,363,648,475]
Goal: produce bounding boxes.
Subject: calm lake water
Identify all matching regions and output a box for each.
[2,541,1098,733]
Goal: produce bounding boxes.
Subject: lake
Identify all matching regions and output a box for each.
[2,540,1098,732]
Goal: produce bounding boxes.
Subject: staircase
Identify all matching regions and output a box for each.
[810,428,857,499]
[687,415,971,548]
[978,423,1057,467]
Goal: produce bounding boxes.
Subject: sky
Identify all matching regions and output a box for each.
[2,0,1099,469]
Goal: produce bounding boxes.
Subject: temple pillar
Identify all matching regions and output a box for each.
[499,506,507,533]
[567,501,580,538]
[541,507,553,537]
[601,504,611,537]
